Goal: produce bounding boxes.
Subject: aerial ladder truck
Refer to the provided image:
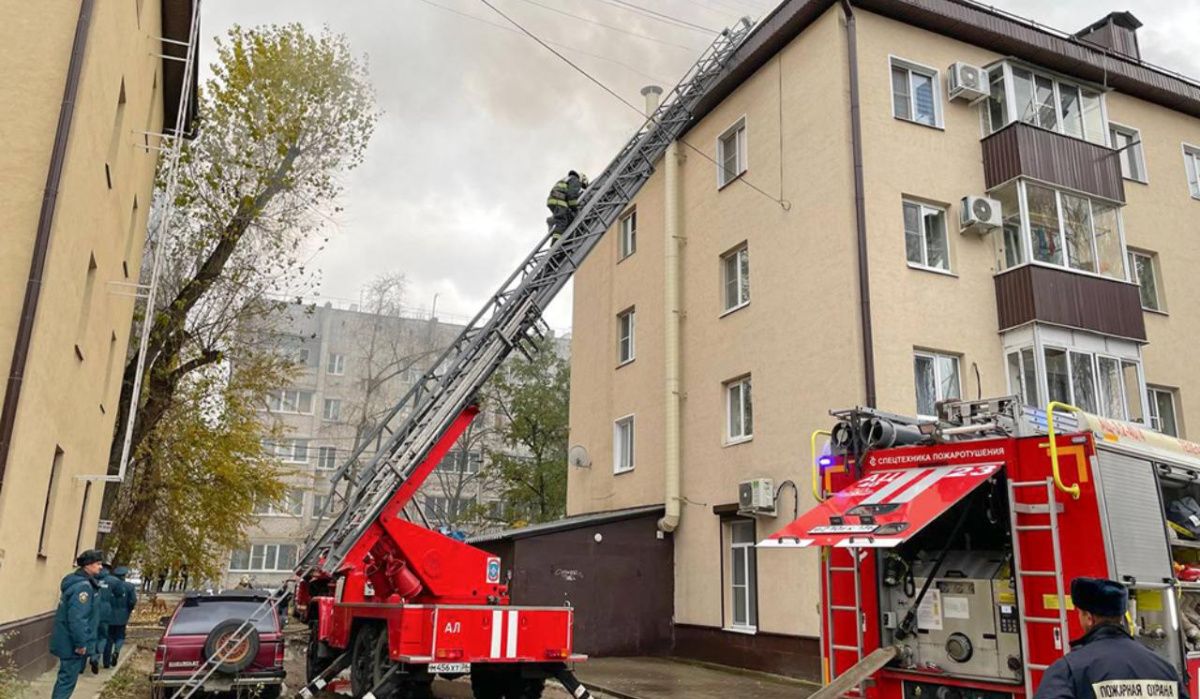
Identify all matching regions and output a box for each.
[169,15,756,699]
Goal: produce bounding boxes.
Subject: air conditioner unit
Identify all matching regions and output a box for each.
[738,478,776,517]
[948,62,988,102]
[960,195,1002,234]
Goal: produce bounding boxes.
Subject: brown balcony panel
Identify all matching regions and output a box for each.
[995,265,1146,340]
[982,122,1125,203]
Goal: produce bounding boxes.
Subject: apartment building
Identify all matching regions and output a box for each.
[222,301,517,588]
[567,0,1200,678]
[0,0,198,677]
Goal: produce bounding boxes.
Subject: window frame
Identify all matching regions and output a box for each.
[327,353,345,375]
[267,388,314,414]
[254,489,305,518]
[725,375,754,445]
[913,350,962,418]
[1148,386,1180,437]
[618,208,637,260]
[1127,249,1163,312]
[1182,143,1200,200]
[1108,123,1147,184]
[889,56,944,129]
[317,445,338,471]
[322,398,341,422]
[229,543,298,572]
[720,244,751,315]
[613,414,635,474]
[902,199,952,273]
[616,307,636,366]
[982,61,1110,146]
[716,116,748,189]
[727,519,758,632]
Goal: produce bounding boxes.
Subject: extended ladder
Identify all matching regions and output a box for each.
[1007,477,1070,696]
[299,16,756,577]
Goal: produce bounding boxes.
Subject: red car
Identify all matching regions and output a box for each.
[151,591,286,698]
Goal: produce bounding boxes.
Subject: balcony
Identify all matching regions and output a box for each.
[995,264,1146,341]
[982,122,1125,204]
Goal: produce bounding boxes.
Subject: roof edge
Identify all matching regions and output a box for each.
[469,504,665,544]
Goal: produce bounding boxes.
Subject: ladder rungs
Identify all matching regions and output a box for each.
[1016,525,1052,532]
[830,605,858,611]
[1028,663,1050,670]
[829,567,856,572]
[1011,480,1051,488]
[1019,570,1057,577]
[831,644,862,652]
[1024,616,1065,624]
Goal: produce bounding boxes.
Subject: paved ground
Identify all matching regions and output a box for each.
[27,647,136,698]
[573,657,818,699]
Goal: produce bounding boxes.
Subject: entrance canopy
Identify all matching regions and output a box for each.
[759,463,1002,549]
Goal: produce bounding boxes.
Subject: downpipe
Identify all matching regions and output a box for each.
[659,141,684,533]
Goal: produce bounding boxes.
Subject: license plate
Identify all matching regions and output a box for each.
[809,524,878,534]
[429,663,471,674]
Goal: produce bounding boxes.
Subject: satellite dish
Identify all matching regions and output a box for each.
[568,445,591,468]
[972,198,993,221]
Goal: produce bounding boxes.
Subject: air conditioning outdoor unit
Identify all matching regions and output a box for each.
[960,195,1002,234]
[948,62,988,102]
[738,478,776,517]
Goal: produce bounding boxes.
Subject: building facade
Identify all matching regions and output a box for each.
[0,0,197,677]
[567,0,1200,678]
[222,301,516,589]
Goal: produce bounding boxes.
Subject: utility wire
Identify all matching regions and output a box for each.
[410,0,672,84]
[586,0,719,35]
[597,0,721,33]
[478,0,790,210]
[508,0,700,51]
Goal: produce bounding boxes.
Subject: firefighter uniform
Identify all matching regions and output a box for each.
[104,566,137,667]
[546,171,585,238]
[92,567,114,671]
[1035,578,1188,699]
[49,551,103,699]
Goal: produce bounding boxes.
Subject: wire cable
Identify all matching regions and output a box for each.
[597,0,721,33]
[586,0,719,35]
[508,0,700,51]
[478,0,791,210]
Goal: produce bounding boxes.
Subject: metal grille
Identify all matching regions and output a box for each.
[1094,449,1173,583]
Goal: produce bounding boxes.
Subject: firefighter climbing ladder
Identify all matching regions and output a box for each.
[1006,478,1070,696]
[172,15,757,699]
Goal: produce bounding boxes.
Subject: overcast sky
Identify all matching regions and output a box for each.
[200,0,1200,332]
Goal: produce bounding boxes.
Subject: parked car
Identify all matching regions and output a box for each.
[151,590,286,698]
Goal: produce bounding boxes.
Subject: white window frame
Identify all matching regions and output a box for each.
[267,388,314,414]
[1109,123,1147,183]
[1040,345,1144,421]
[983,61,1110,146]
[725,375,753,444]
[322,398,341,422]
[1128,249,1163,312]
[728,519,758,631]
[1148,386,1180,437]
[613,415,635,474]
[229,543,298,572]
[913,351,961,418]
[716,116,747,188]
[327,353,345,375]
[618,209,636,260]
[1006,347,1041,407]
[720,244,750,314]
[312,493,332,517]
[902,199,951,273]
[889,57,943,129]
[317,445,337,471]
[255,489,304,518]
[267,438,309,464]
[617,308,636,366]
[1183,143,1200,200]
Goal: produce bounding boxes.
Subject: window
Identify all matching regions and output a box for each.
[617,308,635,365]
[721,245,750,312]
[317,446,338,471]
[424,495,475,521]
[327,353,345,375]
[1148,387,1179,437]
[1042,347,1143,421]
[914,351,961,416]
[296,347,311,364]
[1007,348,1040,406]
[729,519,758,630]
[717,118,747,187]
[619,209,636,260]
[229,544,298,572]
[983,62,1106,145]
[902,201,949,271]
[1184,145,1200,199]
[725,376,753,443]
[1109,124,1146,182]
[254,489,304,517]
[323,398,341,421]
[267,389,314,414]
[613,415,635,474]
[438,450,482,473]
[38,447,64,557]
[265,439,309,464]
[1128,250,1162,311]
[891,59,940,127]
[312,493,331,517]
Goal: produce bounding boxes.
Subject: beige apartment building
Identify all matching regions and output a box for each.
[0,0,196,677]
[567,0,1200,677]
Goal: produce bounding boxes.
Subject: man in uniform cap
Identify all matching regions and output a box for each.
[1035,577,1188,699]
[48,550,103,698]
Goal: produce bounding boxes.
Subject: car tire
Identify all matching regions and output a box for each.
[371,629,400,696]
[350,624,380,698]
[203,619,260,675]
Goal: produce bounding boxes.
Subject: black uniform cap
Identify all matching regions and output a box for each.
[76,549,105,566]
[1070,577,1128,617]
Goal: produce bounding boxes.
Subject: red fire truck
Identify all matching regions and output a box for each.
[762,397,1200,699]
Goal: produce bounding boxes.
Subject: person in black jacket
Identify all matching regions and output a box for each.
[1035,577,1188,699]
[546,171,588,239]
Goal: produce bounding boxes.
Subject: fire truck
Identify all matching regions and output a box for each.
[762,396,1200,699]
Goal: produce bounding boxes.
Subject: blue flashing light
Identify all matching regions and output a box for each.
[817,455,835,468]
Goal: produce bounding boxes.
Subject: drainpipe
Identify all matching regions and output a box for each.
[0,0,95,492]
[840,0,877,408]
[659,141,683,533]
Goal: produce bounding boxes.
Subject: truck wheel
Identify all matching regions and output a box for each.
[470,667,505,699]
[513,677,546,699]
[306,618,332,682]
[400,678,435,699]
[371,629,400,695]
[350,625,380,698]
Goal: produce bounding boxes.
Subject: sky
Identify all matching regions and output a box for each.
[199,0,1200,332]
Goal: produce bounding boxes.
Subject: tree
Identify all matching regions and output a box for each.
[424,416,503,532]
[105,24,377,568]
[484,338,570,525]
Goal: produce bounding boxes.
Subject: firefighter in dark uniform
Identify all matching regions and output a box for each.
[546,170,588,239]
[49,550,104,699]
[1035,577,1188,699]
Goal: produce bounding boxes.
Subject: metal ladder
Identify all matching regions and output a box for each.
[1007,477,1070,696]
[298,16,757,578]
[824,547,865,686]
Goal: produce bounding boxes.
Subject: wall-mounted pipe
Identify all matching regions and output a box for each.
[659,141,684,533]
